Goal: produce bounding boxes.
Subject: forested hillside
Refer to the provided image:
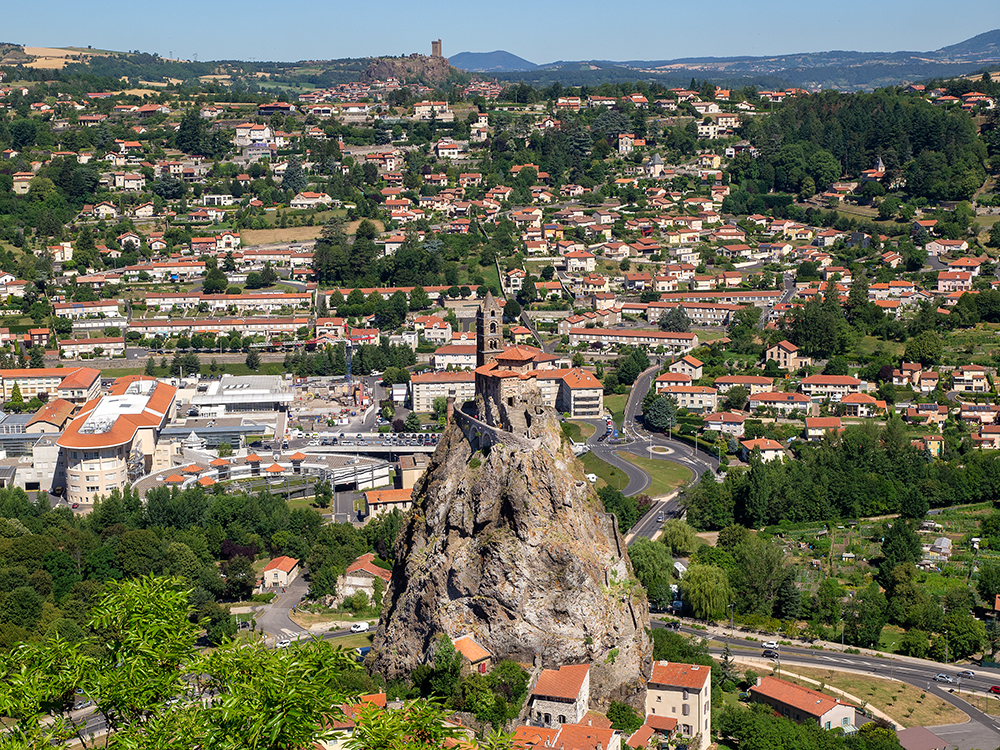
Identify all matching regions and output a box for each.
[733,90,988,200]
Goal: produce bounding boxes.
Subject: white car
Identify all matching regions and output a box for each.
[586,473,598,483]
[350,622,370,633]
[276,639,291,649]
[307,440,320,446]
[761,641,779,650]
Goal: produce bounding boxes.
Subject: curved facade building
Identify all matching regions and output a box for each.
[57,376,177,504]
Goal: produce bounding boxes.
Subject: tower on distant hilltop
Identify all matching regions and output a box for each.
[476,291,504,368]
[431,39,442,58]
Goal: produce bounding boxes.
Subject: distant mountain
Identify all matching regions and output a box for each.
[491,29,1000,91]
[936,28,1000,59]
[449,50,537,72]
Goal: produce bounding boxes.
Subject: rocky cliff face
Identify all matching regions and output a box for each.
[369,406,651,710]
[362,54,456,85]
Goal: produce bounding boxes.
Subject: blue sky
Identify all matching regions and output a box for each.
[5,0,1000,64]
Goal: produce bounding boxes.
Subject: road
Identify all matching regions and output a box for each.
[254,575,310,643]
[666,620,1000,748]
[578,364,720,542]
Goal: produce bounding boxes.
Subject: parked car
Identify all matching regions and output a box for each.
[350,622,370,633]
[762,641,779,650]
[958,670,976,679]
[933,674,954,683]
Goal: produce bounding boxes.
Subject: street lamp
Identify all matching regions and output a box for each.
[727,603,734,640]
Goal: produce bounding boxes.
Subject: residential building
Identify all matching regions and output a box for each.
[703,411,745,437]
[529,664,590,727]
[364,488,414,518]
[453,635,493,674]
[799,375,864,402]
[659,386,718,413]
[0,367,101,404]
[338,552,392,602]
[645,661,711,750]
[262,556,300,588]
[805,417,843,440]
[749,391,813,415]
[432,344,478,370]
[409,371,476,412]
[713,375,774,396]
[740,437,786,463]
[765,340,809,370]
[749,676,855,732]
[953,365,989,393]
[669,355,703,380]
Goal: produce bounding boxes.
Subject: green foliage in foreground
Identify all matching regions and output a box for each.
[0,574,511,750]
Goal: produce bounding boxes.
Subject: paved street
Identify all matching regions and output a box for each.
[666,619,1000,749]
[254,574,309,643]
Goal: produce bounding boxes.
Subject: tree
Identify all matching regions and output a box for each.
[978,560,1000,606]
[644,396,678,432]
[503,298,521,321]
[217,442,233,458]
[202,267,228,294]
[244,271,264,289]
[904,330,943,366]
[314,479,333,509]
[607,701,642,734]
[682,563,733,621]
[722,386,749,412]
[223,555,256,600]
[878,520,921,585]
[261,262,279,287]
[660,520,697,557]
[8,382,24,411]
[404,412,423,432]
[246,350,261,371]
[943,610,986,661]
[658,307,691,333]
[844,582,887,648]
[409,286,431,311]
[629,538,674,605]
[598,486,639,532]
[282,156,308,194]
[144,358,157,377]
[28,346,44,369]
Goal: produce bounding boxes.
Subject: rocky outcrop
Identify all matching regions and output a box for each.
[369,405,651,710]
[362,54,456,85]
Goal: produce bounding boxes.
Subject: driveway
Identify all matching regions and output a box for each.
[254,574,309,643]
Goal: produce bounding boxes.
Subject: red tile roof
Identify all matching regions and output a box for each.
[263,556,299,573]
[648,661,711,690]
[345,552,392,583]
[531,664,589,701]
[750,675,854,718]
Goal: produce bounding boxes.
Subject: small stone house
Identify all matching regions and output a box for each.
[529,664,590,727]
[338,553,392,602]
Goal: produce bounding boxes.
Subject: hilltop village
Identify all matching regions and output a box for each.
[1,38,1000,750]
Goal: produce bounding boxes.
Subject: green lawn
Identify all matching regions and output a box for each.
[330,632,375,650]
[605,394,628,429]
[579,450,627,490]
[563,420,596,443]
[615,453,693,497]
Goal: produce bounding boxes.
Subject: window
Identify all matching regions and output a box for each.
[842,717,849,727]
[682,704,690,717]
[86,486,99,493]
[557,716,565,724]
[824,722,831,730]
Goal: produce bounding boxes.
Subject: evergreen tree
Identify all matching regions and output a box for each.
[246,350,261,371]
[281,156,307,194]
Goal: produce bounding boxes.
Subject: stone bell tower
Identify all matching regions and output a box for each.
[476,291,504,368]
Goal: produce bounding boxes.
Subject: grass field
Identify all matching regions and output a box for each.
[563,420,596,442]
[579,450,626,490]
[605,394,628,428]
[775,665,967,728]
[615,453,693,497]
[100,362,286,378]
